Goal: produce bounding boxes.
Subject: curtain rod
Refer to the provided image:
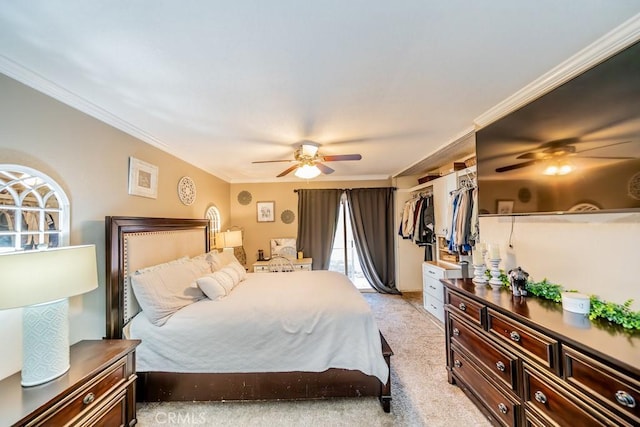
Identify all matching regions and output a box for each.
[293,187,397,193]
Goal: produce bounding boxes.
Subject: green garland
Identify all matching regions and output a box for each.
[484,271,640,331]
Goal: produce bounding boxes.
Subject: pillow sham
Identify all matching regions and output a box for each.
[130,260,206,326]
[135,256,190,274]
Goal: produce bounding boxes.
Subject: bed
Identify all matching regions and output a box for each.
[105,216,392,412]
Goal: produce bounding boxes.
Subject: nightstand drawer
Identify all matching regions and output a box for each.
[449,314,518,392]
[33,357,127,426]
[564,346,640,425]
[488,309,558,373]
[254,265,269,273]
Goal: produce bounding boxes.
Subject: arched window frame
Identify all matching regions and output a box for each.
[205,204,221,246]
[0,164,70,253]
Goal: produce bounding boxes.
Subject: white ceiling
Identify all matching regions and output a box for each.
[1,1,639,183]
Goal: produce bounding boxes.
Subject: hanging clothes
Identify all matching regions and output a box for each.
[446,179,477,254]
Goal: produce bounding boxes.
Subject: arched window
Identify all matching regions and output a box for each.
[0,165,69,253]
[205,204,221,245]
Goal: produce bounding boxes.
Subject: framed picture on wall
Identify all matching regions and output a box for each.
[497,200,514,215]
[257,201,275,222]
[128,157,158,199]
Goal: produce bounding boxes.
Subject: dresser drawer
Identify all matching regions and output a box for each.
[449,314,518,392]
[32,357,128,426]
[424,296,444,323]
[523,364,623,427]
[447,291,485,327]
[487,309,558,373]
[452,345,520,427]
[423,263,445,279]
[423,276,444,300]
[563,346,640,425]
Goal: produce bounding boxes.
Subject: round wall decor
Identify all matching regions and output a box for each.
[178,176,196,205]
[517,187,532,203]
[237,190,252,205]
[629,172,640,200]
[281,209,295,224]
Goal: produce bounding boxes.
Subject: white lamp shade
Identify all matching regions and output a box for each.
[215,230,243,249]
[0,245,99,310]
[295,164,322,179]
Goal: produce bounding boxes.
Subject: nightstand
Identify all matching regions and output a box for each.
[0,339,140,427]
[253,257,313,273]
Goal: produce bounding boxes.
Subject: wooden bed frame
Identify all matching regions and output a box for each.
[105,216,392,412]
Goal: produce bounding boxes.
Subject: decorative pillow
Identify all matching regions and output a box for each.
[195,276,227,300]
[130,261,206,326]
[225,261,247,281]
[207,270,236,293]
[207,250,225,271]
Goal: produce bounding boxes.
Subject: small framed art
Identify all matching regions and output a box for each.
[257,201,275,222]
[128,157,158,199]
[497,200,514,215]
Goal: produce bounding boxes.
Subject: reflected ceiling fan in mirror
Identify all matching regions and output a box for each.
[252,141,362,178]
[495,138,637,173]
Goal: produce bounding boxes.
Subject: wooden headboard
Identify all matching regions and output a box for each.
[105,216,210,339]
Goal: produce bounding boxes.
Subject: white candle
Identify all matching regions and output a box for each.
[472,249,483,265]
[489,243,500,259]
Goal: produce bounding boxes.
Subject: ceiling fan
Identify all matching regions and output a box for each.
[252,141,362,178]
[495,138,636,173]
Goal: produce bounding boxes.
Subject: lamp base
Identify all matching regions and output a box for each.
[22,298,70,387]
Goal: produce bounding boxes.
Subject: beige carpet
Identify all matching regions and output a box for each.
[136,292,491,426]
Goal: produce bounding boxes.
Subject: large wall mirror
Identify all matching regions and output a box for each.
[0,165,69,253]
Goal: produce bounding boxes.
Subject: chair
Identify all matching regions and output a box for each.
[268,256,295,273]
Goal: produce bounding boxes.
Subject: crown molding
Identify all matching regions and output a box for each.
[474,13,640,129]
[0,54,169,150]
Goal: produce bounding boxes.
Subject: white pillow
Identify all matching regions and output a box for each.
[135,256,190,274]
[225,261,247,281]
[130,261,206,326]
[196,276,227,300]
[219,265,241,285]
[207,250,225,271]
[208,270,236,293]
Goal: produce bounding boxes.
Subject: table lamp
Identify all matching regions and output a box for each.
[215,230,243,254]
[0,245,99,386]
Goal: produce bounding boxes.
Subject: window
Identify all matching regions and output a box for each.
[329,195,371,290]
[0,165,69,253]
[205,204,221,245]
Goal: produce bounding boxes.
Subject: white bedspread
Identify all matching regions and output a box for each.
[129,270,389,383]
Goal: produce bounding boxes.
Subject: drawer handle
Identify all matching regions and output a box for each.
[83,392,95,405]
[454,360,462,368]
[498,403,508,414]
[429,285,436,290]
[452,328,460,336]
[428,270,436,275]
[458,302,467,311]
[534,391,547,404]
[615,391,636,408]
[496,361,506,372]
[509,331,521,342]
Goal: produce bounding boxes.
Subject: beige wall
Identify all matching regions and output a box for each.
[0,74,230,380]
[230,179,391,269]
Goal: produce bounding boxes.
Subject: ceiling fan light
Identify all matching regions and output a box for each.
[543,165,559,175]
[558,164,573,175]
[295,164,321,179]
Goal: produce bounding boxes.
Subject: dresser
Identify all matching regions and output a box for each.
[422,261,461,323]
[253,257,313,273]
[443,279,639,426]
[0,339,140,427]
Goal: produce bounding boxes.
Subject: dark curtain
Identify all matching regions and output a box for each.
[296,189,343,270]
[346,188,399,294]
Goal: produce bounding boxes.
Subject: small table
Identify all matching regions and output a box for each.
[253,257,313,273]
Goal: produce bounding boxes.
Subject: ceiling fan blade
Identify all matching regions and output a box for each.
[495,160,539,173]
[315,162,335,174]
[575,140,633,154]
[321,154,362,162]
[516,152,549,160]
[575,155,637,160]
[277,164,299,177]
[252,159,295,164]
